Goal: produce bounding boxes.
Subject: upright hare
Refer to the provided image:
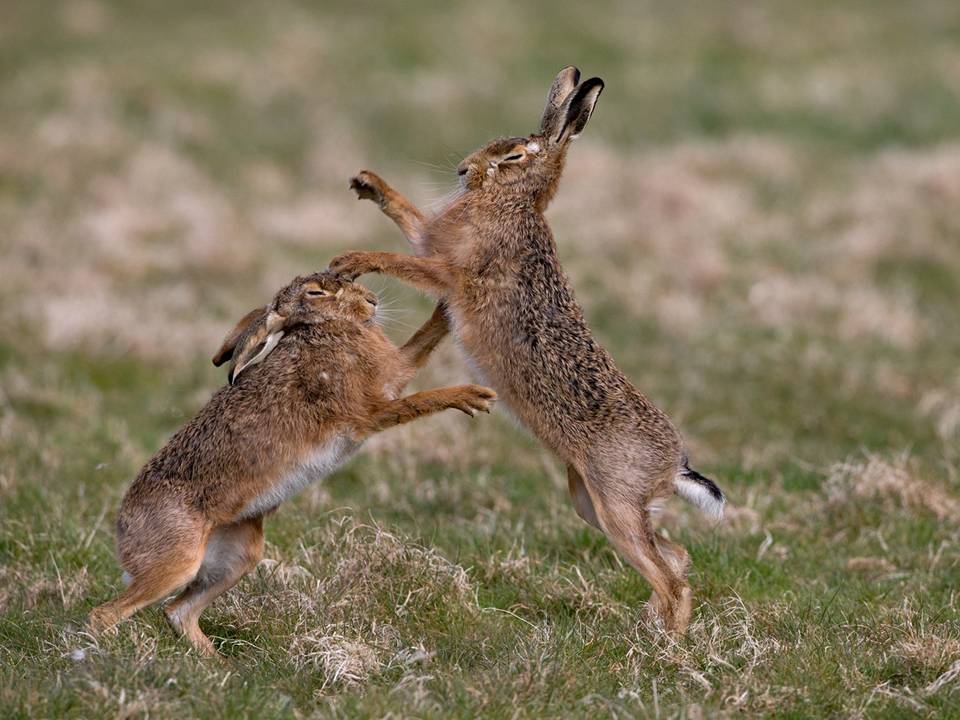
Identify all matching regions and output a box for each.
[88,272,495,655]
[331,67,723,633]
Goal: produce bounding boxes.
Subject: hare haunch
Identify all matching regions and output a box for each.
[88,272,495,655]
[330,67,724,634]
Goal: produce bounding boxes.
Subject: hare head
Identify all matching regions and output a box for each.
[212,272,379,384]
[456,66,603,209]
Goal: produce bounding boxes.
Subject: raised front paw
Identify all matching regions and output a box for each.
[349,170,388,206]
[328,251,377,281]
[450,385,497,416]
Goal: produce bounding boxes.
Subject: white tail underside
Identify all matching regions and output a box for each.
[674,476,725,519]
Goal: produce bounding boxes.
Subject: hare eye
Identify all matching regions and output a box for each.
[503,153,524,162]
[306,289,328,297]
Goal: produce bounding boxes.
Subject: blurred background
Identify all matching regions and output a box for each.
[2,1,959,717]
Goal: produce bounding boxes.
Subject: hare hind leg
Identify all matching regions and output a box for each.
[590,486,692,634]
[88,530,208,633]
[164,516,265,656]
[652,532,693,632]
[567,464,601,529]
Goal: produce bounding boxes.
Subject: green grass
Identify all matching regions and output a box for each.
[2,0,960,717]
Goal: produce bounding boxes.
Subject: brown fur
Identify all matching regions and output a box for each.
[332,67,723,634]
[87,272,495,655]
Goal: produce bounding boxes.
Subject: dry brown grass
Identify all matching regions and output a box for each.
[825,453,960,522]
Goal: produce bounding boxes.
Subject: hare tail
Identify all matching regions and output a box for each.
[674,462,725,519]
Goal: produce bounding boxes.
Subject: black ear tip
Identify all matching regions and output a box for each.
[583,77,604,92]
[568,77,604,107]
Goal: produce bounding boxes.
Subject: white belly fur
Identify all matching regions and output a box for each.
[238,435,359,519]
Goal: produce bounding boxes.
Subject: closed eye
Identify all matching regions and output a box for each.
[306,289,329,297]
[502,153,524,162]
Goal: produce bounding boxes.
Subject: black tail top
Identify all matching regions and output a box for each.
[681,462,725,504]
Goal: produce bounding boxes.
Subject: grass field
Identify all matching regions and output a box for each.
[3,1,960,717]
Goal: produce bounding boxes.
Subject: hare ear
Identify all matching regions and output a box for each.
[227,311,286,385]
[539,66,581,139]
[212,307,267,367]
[555,77,604,144]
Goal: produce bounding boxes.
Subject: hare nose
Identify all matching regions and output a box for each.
[457,166,468,176]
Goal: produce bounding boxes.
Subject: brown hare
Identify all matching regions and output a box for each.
[330,67,724,634]
[88,272,495,655]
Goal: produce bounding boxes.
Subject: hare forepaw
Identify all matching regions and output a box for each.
[349,171,388,206]
[328,251,378,281]
[451,385,497,416]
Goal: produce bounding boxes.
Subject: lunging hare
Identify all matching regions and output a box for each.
[88,272,495,655]
[330,67,724,634]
